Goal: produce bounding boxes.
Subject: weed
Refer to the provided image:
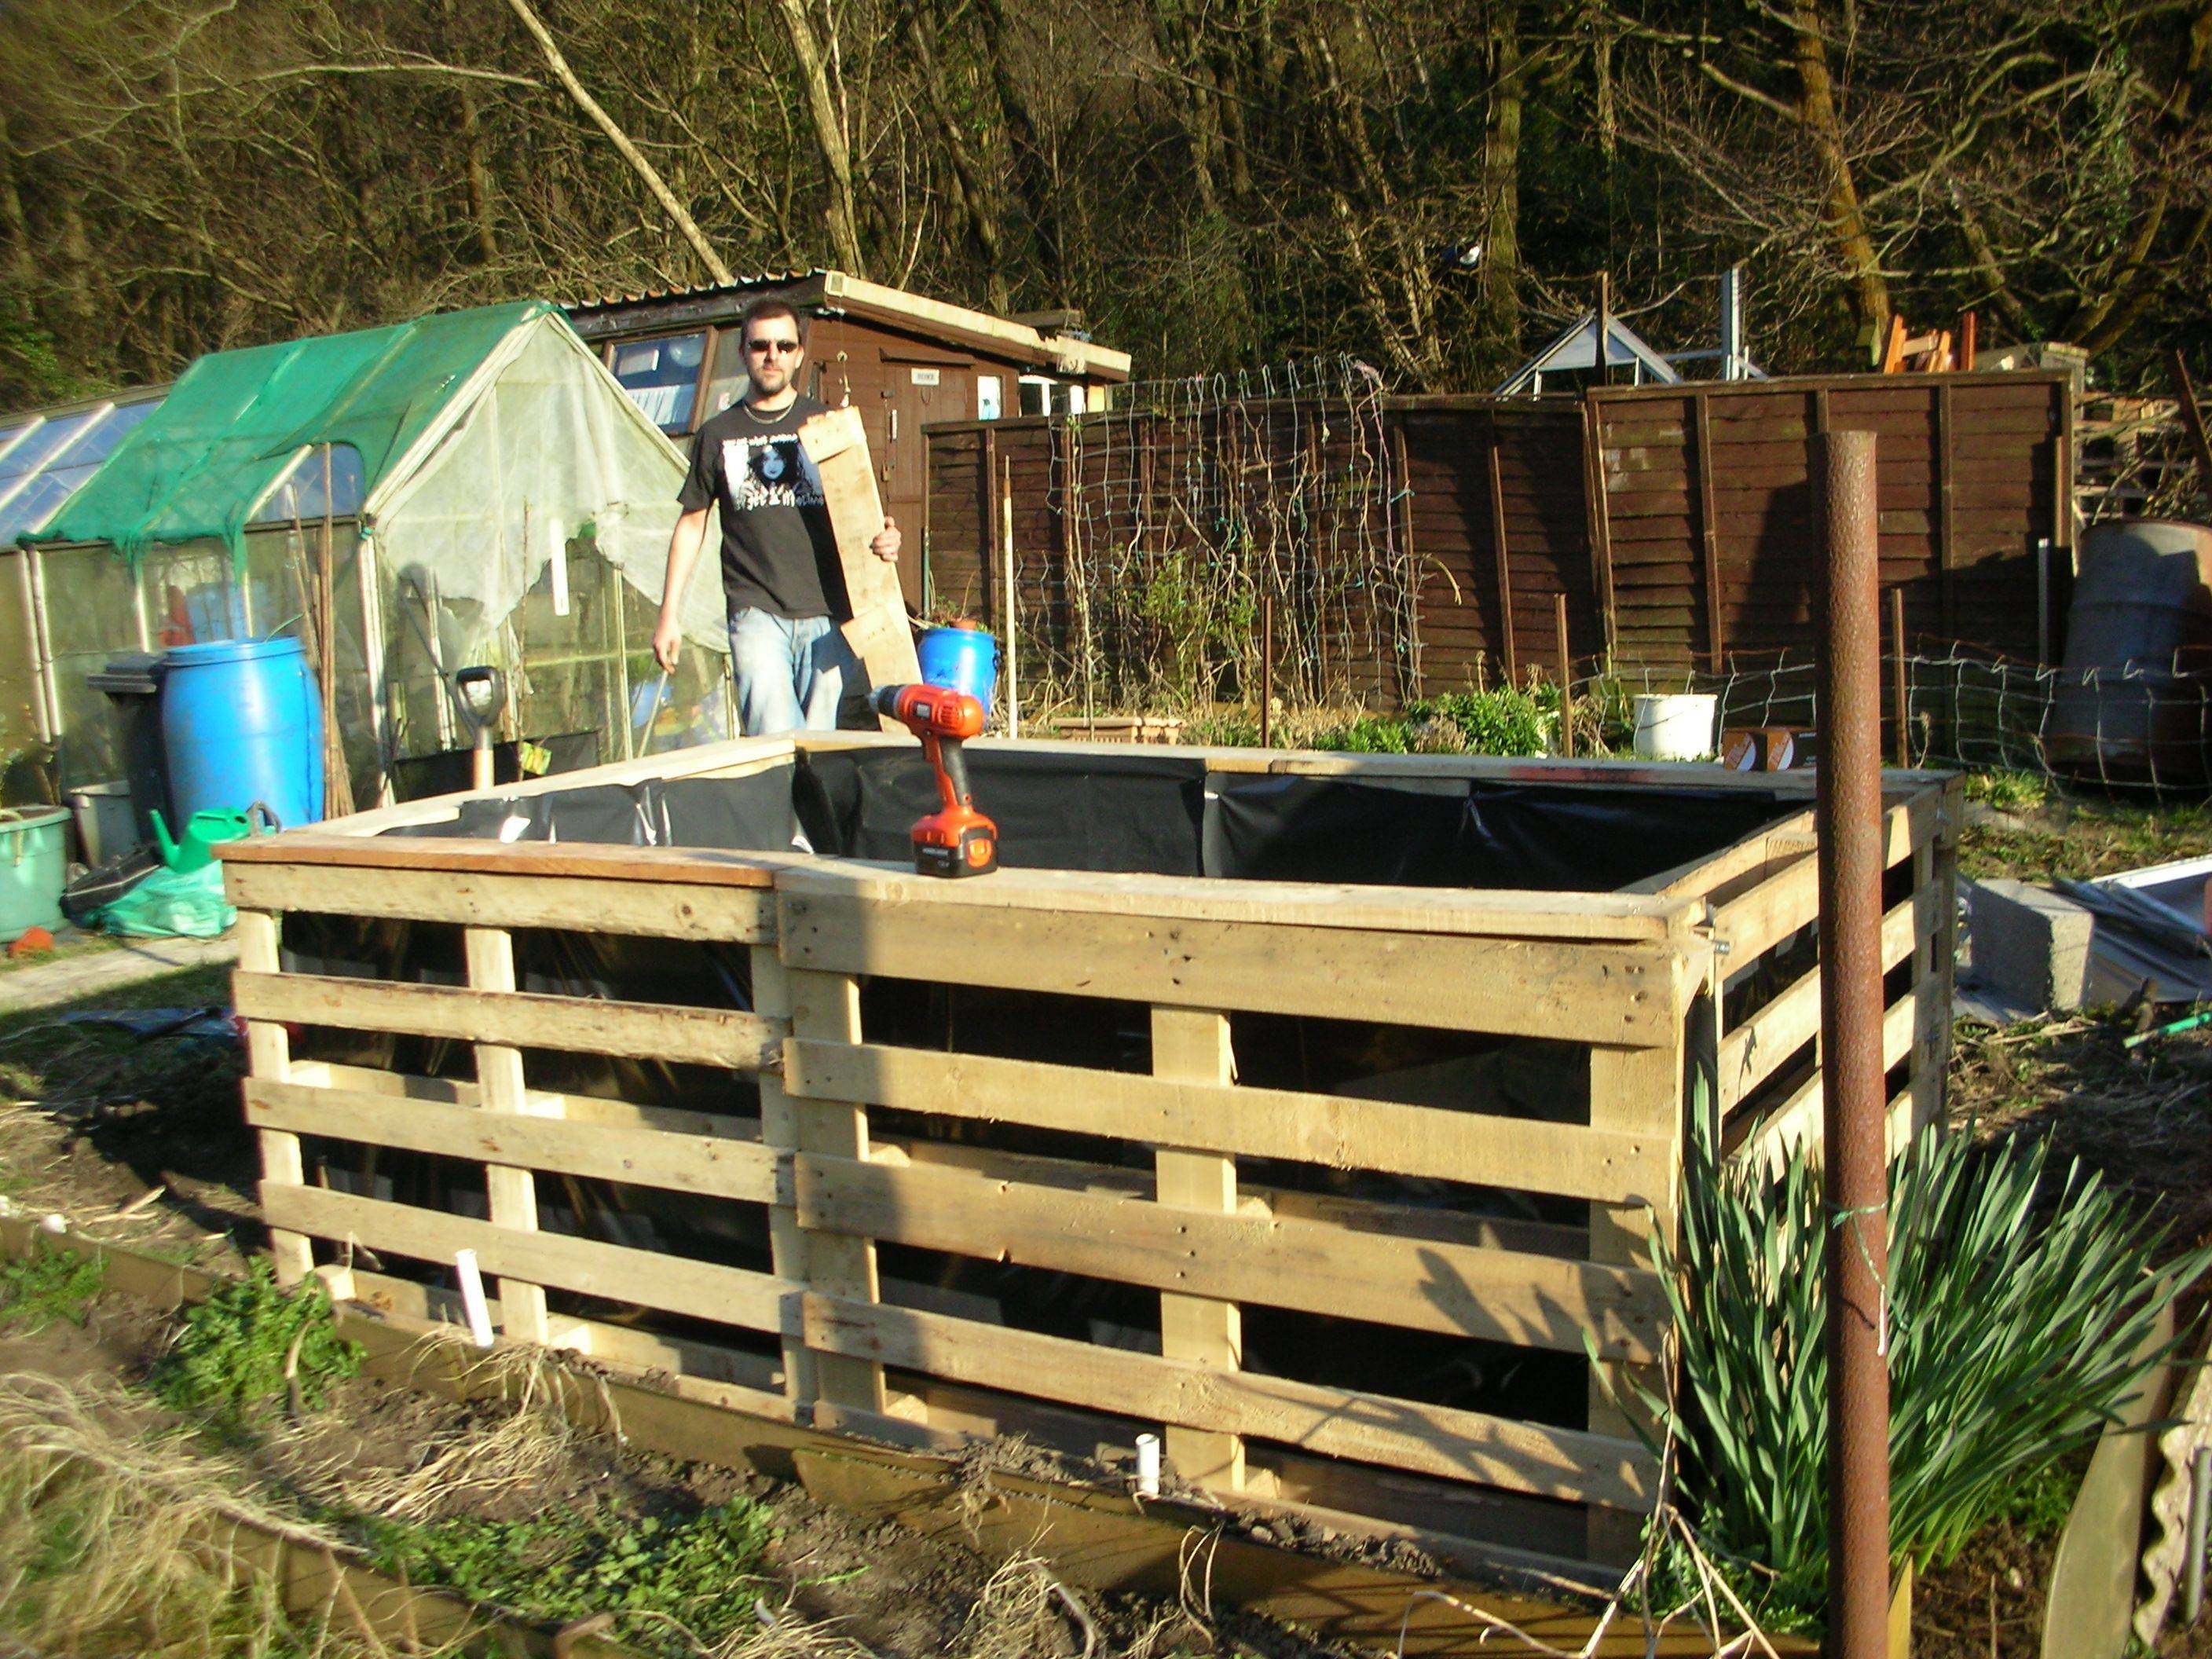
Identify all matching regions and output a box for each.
[0,1245,104,1335]
[149,1259,361,1421]
[1964,769,2049,814]
[363,1498,778,1656]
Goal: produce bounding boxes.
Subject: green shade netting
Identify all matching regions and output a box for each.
[32,301,551,564]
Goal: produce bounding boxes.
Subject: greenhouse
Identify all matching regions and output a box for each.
[2,301,731,813]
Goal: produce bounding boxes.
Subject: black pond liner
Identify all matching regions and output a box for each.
[288,749,1789,1425]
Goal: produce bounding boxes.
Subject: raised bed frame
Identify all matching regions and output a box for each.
[222,733,1959,1586]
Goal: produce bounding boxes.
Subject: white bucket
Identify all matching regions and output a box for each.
[1632,693,1719,760]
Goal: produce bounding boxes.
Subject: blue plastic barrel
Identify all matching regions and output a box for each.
[159,637,324,831]
[917,628,999,722]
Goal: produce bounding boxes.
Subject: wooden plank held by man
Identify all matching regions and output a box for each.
[799,408,921,729]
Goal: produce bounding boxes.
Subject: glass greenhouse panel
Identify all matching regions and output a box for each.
[251,443,365,524]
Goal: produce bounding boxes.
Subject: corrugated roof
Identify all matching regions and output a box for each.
[564,270,827,316]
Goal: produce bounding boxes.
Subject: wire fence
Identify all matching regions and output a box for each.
[1029,354,1414,720]
[1614,648,2212,794]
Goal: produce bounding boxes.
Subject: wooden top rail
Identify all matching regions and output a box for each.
[227,831,1706,944]
[778,890,1692,1042]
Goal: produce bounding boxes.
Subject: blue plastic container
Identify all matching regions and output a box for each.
[159,636,324,832]
[917,628,999,722]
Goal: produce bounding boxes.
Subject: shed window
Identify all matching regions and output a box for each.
[610,331,707,433]
[1016,375,1086,417]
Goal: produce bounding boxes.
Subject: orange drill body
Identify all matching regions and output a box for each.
[869,684,999,877]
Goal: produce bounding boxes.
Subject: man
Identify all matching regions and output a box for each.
[650,298,899,734]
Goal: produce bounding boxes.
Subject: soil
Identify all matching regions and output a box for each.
[1912,1520,2056,1659]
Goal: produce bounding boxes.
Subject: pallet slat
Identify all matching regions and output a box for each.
[790,1151,1667,1362]
[233,971,785,1069]
[783,1039,1668,1205]
[245,1079,779,1204]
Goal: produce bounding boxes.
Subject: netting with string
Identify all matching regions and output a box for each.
[1026,355,1415,717]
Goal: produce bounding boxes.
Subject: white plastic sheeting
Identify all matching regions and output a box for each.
[364,312,726,662]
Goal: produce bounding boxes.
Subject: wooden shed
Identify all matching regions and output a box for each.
[567,273,1132,606]
[220,732,1957,1588]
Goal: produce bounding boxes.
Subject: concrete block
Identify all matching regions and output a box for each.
[1967,877,2095,1012]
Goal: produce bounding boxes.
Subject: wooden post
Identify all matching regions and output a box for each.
[240,910,314,1286]
[1585,1034,1683,1564]
[1555,591,1575,758]
[1001,456,1019,738]
[1152,1005,1245,1492]
[1581,397,1618,658]
[465,925,550,1345]
[786,967,888,1414]
[753,944,819,1403]
[980,427,999,628]
[1693,391,1724,671]
[1889,585,1910,766]
[1936,384,1957,639]
[1486,424,1517,681]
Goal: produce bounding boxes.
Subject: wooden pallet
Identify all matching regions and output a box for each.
[220,732,1958,1583]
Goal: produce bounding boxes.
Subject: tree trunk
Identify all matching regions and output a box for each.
[2064,0,2210,349]
[1478,4,1525,355]
[0,112,31,287]
[906,1,1009,309]
[773,0,868,277]
[1792,0,1889,339]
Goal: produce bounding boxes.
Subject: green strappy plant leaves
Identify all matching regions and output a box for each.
[1628,1104,2203,1626]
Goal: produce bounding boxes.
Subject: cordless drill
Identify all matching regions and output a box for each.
[868,684,999,877]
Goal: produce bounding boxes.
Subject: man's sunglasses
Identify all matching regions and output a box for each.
[745,338,801,357]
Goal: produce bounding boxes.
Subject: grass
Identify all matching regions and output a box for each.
[0,928,123,975]
[0,1371,430,1659]
[0,1244,105,1334]
[1960,793,2212,883]
[0,961,239,1113]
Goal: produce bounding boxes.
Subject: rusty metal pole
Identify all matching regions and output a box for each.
[1554,591,1574,757]
[1815,429,1892,1656]
[1258,588,1274,750]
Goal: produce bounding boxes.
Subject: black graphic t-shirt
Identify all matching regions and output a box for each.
[678,394,848,621]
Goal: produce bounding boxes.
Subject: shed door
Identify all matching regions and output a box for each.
[880,353,966,605]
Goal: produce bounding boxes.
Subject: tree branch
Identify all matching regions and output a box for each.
[501,0,734,284]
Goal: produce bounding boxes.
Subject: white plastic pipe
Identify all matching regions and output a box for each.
[453,1248,496,1348]
[1133,1432,1161,1497]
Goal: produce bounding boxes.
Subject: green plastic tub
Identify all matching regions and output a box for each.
[1,806,71,939]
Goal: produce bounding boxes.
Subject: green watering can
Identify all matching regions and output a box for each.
[150,804,276,873]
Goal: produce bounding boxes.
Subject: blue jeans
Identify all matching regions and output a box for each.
[727,608,861,736]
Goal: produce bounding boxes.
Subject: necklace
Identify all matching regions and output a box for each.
[740,397,795,425]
